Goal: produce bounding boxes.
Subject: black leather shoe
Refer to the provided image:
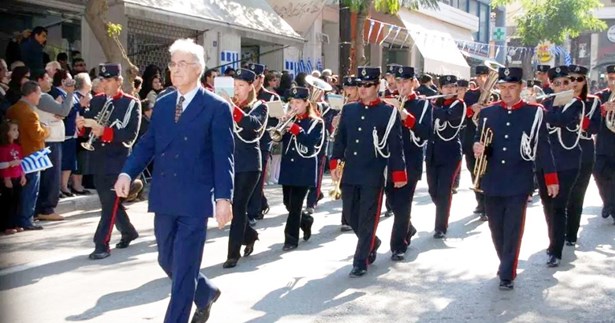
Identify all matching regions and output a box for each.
[473,206,485,214]
[546,255,560,267]
[282,244,298,251]
[367,237,381,264]
[391,251,405,262]
[340,224,353,232]
[261,204,270,215]
[565,240,575,246]
[23,225,43,231]
[406,225,418,243]
[222,258,238,269]
[191,288,221,323]
[499,279,514,290]
[244,239,258,257]
[349,266,367,278]
[384,210,394,217]
[433,231,446,239]
[602,207,610,219]
[479,213,488,221]
[116,234,139,249]
[89,250,110,260]
[301,216,314,241]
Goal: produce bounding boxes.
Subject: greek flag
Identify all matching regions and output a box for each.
[298,59,306,73]
[21,147,53,174]
[316,59,323,71]
[551,46,572,65]
[307,59,313,73]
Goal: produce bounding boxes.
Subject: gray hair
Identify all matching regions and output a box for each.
[74,72,91,90]
[169,38,205,77]
[45,61,61,73]
[21,80,40,96]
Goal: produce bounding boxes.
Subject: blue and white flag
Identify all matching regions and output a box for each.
[316,59,323,71]
[21,147,53,174]
[298,59,306,74]
[307,59,313,73]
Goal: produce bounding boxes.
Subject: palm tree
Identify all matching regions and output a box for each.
[339,0,439,74]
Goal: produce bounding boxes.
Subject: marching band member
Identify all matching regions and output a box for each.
[594,64,615,222]
[222,68,268,268]
[463,66,490,219]
[388,66,431,261]
[277,87,324,250]
[536,65,554,95]
[330,66,407,277]
[540,66,584,267]
[566,65,602,245]
[305,79,335,215]
[383,64,401,98]
[426,75,466,239]
[81,63,141,260]
[247,63,279,223]
[473,67,558,290]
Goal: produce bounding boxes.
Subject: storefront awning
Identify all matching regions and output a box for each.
[398,9,473,79]
[123,0,305,46]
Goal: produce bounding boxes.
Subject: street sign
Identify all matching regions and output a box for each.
[493,27,506,42]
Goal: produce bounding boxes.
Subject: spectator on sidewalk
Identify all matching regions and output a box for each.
[45,61,61,81]
[5,66,30,106]
[0,120,27,234]
[72,58,87,74]
[6,81,50,230]
[20,26,47,72]
[56,53,71,74]
[69,72,92,195]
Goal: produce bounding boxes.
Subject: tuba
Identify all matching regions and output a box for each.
[606,91,615,133]
[473,60,505,125]
[81,98,114,151]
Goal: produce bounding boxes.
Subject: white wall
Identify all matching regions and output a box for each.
[260,44,285,71]
[322,21,339,74]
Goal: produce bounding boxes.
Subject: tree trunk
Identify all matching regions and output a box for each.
[339,4,352,77]
[84,0,139,93]
[352,1,373,72]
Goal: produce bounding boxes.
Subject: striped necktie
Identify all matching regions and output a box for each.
[175,96,185,123]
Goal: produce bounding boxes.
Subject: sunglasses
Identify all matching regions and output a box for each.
[359,83,378,88]
[553,80,570,87]
[569,76,585,82]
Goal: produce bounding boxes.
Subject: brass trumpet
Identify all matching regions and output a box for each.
[81,98,114,151]
[328,161,345,200]
[471,118,493,193]
[269,110,297,142]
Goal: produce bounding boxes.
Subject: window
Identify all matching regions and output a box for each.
[458,0,468,11]
[478,3,490,43]
[469,0,478,15]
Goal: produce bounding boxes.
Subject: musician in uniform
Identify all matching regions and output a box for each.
[219,68,268,268]
[462,66,491,219]
[81,63,140,260]
[388,66,431,261]
[277,87,324,250]
[566,65,602,245]
[330,66,407,277]
[473,67,559,290]
[540,66,584,267]
[426,75,466,239]
[383,64,401,98]
[247,63,279,223]
[594,64,615,222]
[535,65,553,95]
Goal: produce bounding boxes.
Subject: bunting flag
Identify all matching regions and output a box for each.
[379,25,395,46]
[307,58,313,73]
[21,147,53,174]
[388,26,402,48]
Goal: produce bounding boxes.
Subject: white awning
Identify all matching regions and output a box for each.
[398,9,473,79]
[123,0,304,46]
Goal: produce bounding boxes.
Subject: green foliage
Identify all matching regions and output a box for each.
[491,0,607,46]
[341,0,439,14]
[106,22,122,38]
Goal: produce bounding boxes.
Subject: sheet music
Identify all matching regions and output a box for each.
[266,101,285,118]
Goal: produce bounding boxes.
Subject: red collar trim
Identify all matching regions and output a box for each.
[237,99,249,108]
[362,98,382,107]
[112,90,124,100]
[406,93,417,101]
[296,112,310,120]
[499,100,524,110]
[443,98,456,105]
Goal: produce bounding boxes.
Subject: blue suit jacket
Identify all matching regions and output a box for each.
[122,87,234,218]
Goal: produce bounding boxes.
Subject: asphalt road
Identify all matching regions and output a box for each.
[1,167,614,323]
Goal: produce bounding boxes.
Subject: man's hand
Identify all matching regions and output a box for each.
[20,175,26,186]
[76,116,86,129]
[399,108,409,121]
[473,142,485,159]
[393,181,407,188]
[79,94,91,108]
[114,175,131,198]
[547,184,559,198]
[331,115,341,128]
[55,96,64,104]
[471,103,484,114]
[331,165,342,182]
[4,178,12,189]
[9,159,21,167]
[91,124,104,137]
[215,200,233,229]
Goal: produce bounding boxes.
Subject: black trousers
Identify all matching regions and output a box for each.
[93,174,138,251]
[342,184,384,270]
[566,161,594,242]
[306,155,326,208]
[36,142,61,215]
[485,194,528,281]
[228,171,260,259]
[465,153,485,211]
[282,185,310,246]
[594,155,615,215]
[0,178,22,230]
[537,169,579,259]
[426,161,461,233]
[386,179,418,253]
[247,152,270,220]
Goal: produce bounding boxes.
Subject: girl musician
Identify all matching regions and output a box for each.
[277,87,324,251]
[426,75,466,239]
[566,65,602,246]
[540,66,584,267]
[223,68,268,268]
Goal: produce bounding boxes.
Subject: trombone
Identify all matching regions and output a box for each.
[471,118,493,193]
[328,161,345,200]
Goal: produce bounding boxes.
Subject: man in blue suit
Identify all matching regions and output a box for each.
[114,39,234,323]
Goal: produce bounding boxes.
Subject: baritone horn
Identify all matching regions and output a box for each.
[471,118,493,193]
[473,60,505,125]
[329,161,345,200]
[305,75,333,103]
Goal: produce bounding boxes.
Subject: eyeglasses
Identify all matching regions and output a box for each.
[569,76,585,83]
[168,61,197,70]
[359,83,378,88]
[553,80,570,87]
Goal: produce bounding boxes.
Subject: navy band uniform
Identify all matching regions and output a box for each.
[593,64,615,221]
